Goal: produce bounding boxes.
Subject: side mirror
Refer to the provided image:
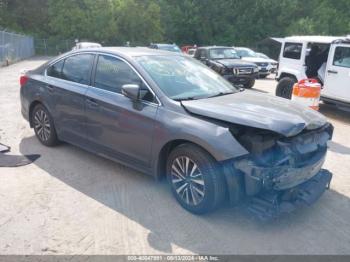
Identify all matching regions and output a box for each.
[122,84,140,100]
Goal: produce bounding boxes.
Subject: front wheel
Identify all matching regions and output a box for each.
[166,144,226,214]
[243,78,255,89]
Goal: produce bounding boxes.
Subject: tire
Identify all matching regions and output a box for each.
[166,143,226,214]
[31,104,59,147]
[243,78,255,89]
[275,77,296,99]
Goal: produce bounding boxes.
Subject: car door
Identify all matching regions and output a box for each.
[85,54,159,167]
[45,53,95,146]
[323,44,350,102]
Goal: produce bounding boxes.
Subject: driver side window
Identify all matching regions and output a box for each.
[94,55,156,103]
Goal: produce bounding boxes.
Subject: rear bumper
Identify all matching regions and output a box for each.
[247,169,332,220]
[20,91,30,122]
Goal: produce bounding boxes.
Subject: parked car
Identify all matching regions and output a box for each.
[194,46,258,89]
[256,52,278,73]
[235,47,274,78]
[187,48,196,57]
[275,35,350,107]
[72,42,102,50]
[149,43,181,53]
[181,45,196,53]
[20,47,333,219]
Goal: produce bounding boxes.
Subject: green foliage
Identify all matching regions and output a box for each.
[1,0,349,47]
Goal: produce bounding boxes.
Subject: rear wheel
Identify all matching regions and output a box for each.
[32,104,59,146]
[275,77,296,99]
[243,78,255,89]
[166,144,226,214]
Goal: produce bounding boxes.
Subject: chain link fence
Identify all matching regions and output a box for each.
[35,38,75,56]
[0,30,35,66]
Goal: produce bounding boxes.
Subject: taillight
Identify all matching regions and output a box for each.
[20,75,29,87]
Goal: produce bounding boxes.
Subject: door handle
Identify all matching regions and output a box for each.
[327,70,338,74]
[46,84,54,92]
[86,98,99,107]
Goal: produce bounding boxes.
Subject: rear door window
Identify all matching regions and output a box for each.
[333,46,350,68]
[61,54,94,85]
[47,60,64,78]
[283,43,302,60]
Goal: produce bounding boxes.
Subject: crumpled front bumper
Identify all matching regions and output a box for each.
[234,148,327,195]
[247,169,332,220]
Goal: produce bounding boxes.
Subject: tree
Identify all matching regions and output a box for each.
[114,0,163,45]
[48,0,117,43]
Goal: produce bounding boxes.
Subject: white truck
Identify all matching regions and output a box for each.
[275,36,350,107]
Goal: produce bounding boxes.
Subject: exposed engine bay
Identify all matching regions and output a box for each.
[230,123,333,219]
[232,123,333,193]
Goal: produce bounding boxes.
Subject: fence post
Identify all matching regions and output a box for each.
[43,39,47,56]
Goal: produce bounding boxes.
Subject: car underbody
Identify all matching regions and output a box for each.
[231,123,333,220]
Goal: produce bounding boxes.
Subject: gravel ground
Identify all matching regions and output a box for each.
[0,57,350,255]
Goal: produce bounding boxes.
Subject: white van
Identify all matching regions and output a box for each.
[275,36,350,107]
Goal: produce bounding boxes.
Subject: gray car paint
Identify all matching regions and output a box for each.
[182,91,327,137]
[20,47,328,178]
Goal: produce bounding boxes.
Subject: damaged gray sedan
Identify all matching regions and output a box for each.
[20,47,333,219]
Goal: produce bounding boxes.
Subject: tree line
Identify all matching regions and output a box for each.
[1,0,349,47]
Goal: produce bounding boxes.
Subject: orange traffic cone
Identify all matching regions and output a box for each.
[291,79,321,110]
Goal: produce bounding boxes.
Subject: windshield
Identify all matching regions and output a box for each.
[135,55,238,100]
[257,53,269,59]
[209,48,240,59]
[236,48,257,58]
[158,45,181,53]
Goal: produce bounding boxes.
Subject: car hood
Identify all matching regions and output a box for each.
[181,91,327,137]
[266,58,277,64]
[242,57,271,63]
[213,59,256,68]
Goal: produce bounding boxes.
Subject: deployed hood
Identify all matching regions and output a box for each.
[213,59,256,68]
[182,91,327,137]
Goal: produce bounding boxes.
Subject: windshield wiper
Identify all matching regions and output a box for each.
[174,91,235,101]
[206,91,236,98]
[173,96,197,101]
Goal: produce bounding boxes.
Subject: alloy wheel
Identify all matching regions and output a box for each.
[33,109,51,142]
[171,156,205,206]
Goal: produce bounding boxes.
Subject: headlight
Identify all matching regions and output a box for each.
[253,67,259,73]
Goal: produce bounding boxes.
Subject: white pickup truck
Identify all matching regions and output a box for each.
[275,36,350,107]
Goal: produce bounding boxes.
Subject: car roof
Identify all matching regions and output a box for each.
[152,43,177,46]
[235,47,252,50]
[276,36,347,44]
[78,42,101,46]
[71,47,183,57]
[198,46,233,49]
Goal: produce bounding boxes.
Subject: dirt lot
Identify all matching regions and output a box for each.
[0,57,350,255]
